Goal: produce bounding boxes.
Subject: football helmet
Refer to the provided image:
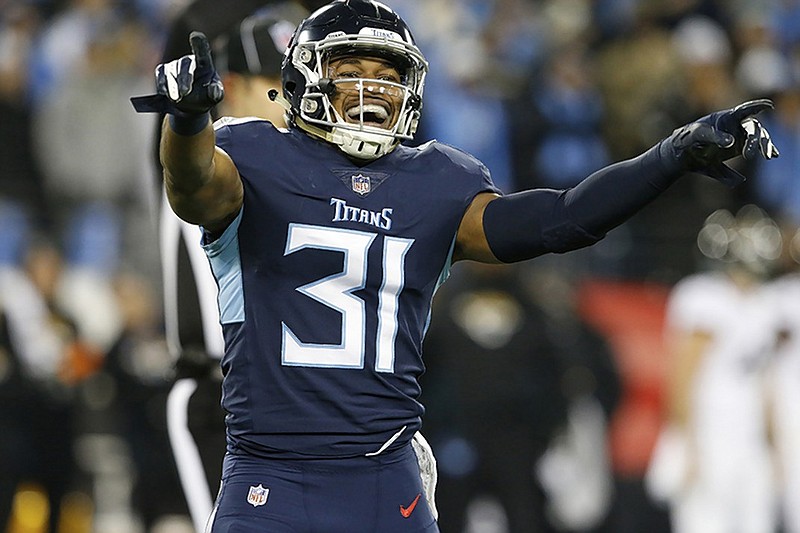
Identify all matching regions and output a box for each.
[280,0,428,160]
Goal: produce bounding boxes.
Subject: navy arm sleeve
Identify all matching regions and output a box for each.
[483,142,683,263]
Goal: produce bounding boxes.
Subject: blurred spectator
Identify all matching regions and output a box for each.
[592,0,640,41]
[527,266,621,533]
[591,10,751,282]
[732,11,792,100]
[751,86,800,225]
[646,206,780,533]
[0,238,102,533]
[506,37,614,280]
[671,15,740,113]
[594,10,682,160]
[637,0,730,30]
[100,273,187,531]
[27,0,121,104]
[400,0,544,191]
[0,5,47,265]
[422,262,620,533]
[29,10,159,375]
[770,0,800,53]
[508,40,609,193]
[422,262,569,532]
[32,11,158,283]
[591,8,688,281]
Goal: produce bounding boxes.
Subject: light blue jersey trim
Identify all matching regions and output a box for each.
[422,236,456,338]
[435,236,457,292]
[201,208,245,324]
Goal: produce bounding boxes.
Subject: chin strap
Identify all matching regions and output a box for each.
[295,115,337,144]
[293,113,396,161]
[268,89,294,129]
[270,89,398,160]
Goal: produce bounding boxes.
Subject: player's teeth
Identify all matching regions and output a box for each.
[347,104,388,119]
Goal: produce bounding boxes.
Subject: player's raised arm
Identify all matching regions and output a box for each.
[132,32,243,233]
[454,100,780,263]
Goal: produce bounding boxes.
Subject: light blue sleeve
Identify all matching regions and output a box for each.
[201,208,245,324]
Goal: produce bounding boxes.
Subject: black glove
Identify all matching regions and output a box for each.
[130,31,224,116]
[661,99,780,187]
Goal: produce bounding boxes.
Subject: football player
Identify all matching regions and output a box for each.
[134,0,778,531]
[647,207,780,533]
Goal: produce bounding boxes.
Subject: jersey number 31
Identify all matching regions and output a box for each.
[281,224,413,373]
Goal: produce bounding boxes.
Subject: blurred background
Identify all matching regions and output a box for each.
[2,0,800,532]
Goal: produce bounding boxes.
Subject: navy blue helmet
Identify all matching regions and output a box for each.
[280,0,428,159]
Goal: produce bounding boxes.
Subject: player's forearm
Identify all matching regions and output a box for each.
[160,114,215,195]
[483,99,779,263]
[160,115,243,229]
[562,140,684,235]
[483,141,684,262]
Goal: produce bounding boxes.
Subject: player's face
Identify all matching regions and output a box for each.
[326,55,404,131]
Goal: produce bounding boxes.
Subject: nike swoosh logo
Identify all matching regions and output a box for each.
[400,493,422,518]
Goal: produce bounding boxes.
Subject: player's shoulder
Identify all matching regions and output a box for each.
[667,271,747,324]
[213,116,293,157]
[401,139,489,176]
[672,271,730,295]
[668,272,732,312]
[214,116,284,135]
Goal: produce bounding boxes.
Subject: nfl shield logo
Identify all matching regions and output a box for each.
[247,484,269,507]
[351,174,371,196]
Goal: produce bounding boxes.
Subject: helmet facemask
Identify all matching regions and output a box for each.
[288,31,427,160]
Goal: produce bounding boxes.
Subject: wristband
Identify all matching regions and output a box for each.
[169,112,210,136]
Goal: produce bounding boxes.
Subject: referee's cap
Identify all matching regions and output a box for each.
[216,7,304,78]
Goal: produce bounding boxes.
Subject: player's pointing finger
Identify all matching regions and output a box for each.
[730,99,774,122]
[189,31,214,72]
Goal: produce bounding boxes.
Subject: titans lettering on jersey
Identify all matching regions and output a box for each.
[330,197,393,230]
[205,117,498,459]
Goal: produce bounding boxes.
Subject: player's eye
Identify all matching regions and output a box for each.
[333,70,360,79]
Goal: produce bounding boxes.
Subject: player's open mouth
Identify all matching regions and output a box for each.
[346,104,391,128]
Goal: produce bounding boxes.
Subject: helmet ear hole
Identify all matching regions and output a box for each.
[284,80,297,97]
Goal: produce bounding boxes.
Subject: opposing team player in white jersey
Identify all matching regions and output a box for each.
[133,0,778,530]
[763,226,800,533]
[647,207,780,533]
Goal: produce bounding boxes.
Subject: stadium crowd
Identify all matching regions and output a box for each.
[2,0,800,532]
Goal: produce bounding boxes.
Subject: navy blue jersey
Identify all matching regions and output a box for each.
[204,118,498,459]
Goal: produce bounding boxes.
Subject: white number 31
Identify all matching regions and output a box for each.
[281,224,413,373]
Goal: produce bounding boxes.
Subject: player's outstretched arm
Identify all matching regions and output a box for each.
[131,32,242,233]
[454,100,779,263]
